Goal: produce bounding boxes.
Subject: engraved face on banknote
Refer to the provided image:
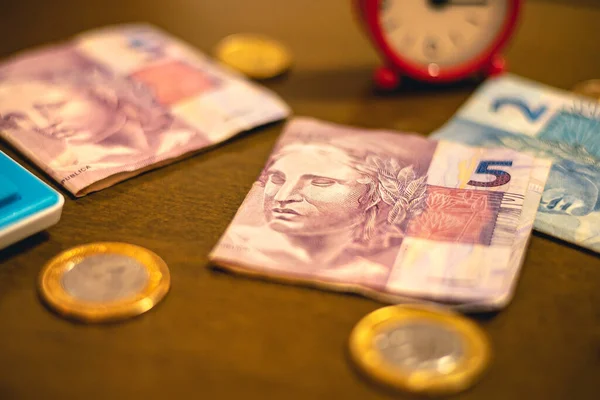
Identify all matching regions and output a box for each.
[262,143,372,236]
[217,122,439,286]
[0,47,204,170]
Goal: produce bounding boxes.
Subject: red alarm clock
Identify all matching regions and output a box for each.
[355,0,522,89]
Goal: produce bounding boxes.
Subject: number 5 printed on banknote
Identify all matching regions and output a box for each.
[433,74,600,253]
[210,118,551,310]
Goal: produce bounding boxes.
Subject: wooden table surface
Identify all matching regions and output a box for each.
[1,1,599,399]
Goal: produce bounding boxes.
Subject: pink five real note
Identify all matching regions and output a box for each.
[209,118,551,311]
[0,24,290,196]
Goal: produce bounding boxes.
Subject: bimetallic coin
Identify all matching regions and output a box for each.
[572,79,600,101]
[61,254,150,303]
[39,242,170,323]
[215,33,292,80]
[349,304,491,396]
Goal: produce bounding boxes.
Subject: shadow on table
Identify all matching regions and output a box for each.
[533,230,600,258]
[208,262,501,322]
[0,231,49,265]
[266,66,482,101]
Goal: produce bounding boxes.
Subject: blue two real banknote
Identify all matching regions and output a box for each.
[432,74,600,253]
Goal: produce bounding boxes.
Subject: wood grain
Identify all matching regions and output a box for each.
[0,1,599,399]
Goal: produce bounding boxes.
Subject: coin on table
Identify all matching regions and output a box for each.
[38,242,170,323]
[214,33,292,80]
[572,79,600,101]
[348,304,491,396]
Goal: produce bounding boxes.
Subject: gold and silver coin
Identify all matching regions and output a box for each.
[38,242,170,323]
[214,33,292,80]
[349,304,491,396]
[572,79,600,101]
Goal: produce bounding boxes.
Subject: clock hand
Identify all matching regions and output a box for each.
[449,0,487,4]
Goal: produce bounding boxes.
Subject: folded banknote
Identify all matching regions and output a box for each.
[432,74,600,253]
[0,24,289,196]
[210,118,551,310]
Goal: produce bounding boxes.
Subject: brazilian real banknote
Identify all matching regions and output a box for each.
[210,118,551,310]
[0,24,289,196]
[432,74,600,253]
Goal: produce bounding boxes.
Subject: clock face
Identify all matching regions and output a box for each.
[379,0,509,69]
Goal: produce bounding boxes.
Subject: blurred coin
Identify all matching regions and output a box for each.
[349,304,490,396]
[572,79,600,101]
[38,242,170,323]
[215,33,292,79]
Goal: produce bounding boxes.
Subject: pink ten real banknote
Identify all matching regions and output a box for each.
[210,118,552,311]
[0,24,289,196]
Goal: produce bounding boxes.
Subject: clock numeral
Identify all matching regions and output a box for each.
[380,0,392,11]
[449,32,461,46]
[383,19,400,32]
[466,13,479,26]
[423,37,440,59]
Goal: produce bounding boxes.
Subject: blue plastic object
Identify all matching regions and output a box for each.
[0,151,63,248]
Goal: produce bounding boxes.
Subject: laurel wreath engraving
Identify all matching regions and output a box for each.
[355,155,428,242]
